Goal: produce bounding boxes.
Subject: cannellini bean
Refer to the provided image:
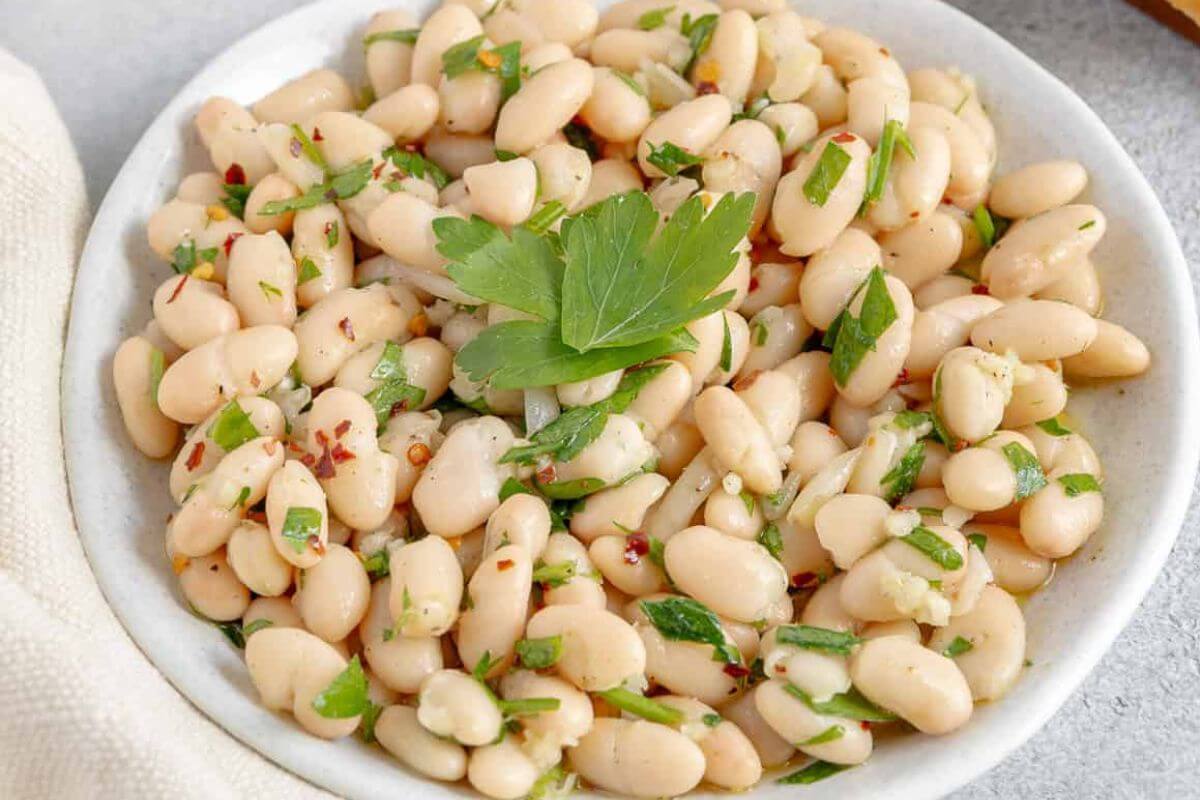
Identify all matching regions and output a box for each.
[146,199,247,282]
[760,627,851,701]
[176,172,225,205]
[845,75,910,146]
[225,232,298,328]
[934,346,1015,444]
[1019,465,1104,558]
[971,299,1098,361]
[751,12,821,103]
[797,228,879,330]
[169,397,285,502]
[814,27,906,89]
[226,520,293,597]
[375,705,467,781]
[828,390,904,448]
[246,627,360,738]
[253,69,355,124]
[840,276,915,407]
[692,10,758,104]
[364,83,440,143]
[194,98,275,186]
[530,142,594,212]
[963,523,1052,593]
[361,579,443,693]
[914,272,976,309]
[860,618,921,642]
[243,595,302,634]
[179,548,250,621]
[654,418,705,481]
[753,680,873,765]
[989,160,1088,219]
[638,94,733,179]
[741,261,801,317]
[376,410,443,503]
[257,122,326,190]
[591,28,691,75]
[554,413,655,485]
[981,205,1106,298]
[501,670,594,746]
[170,437,284,557]
[814,493,891,569]
[705,485,764,540]
[598,0,721,32]
[942,446,1016,512]
[758,103,818,159]
[787,421,847,483]
[557,370,623,409]
[515,0,599,46]
[439,70,502,135]
[464,158,538,226]
[524,41,574,71]
[363,9,418,96]
[695,387,781,494]
[414,416,516,537]
[672,311,726,394]
[293,542,370,642]
[1003,362,1068,428]
[529,533,601,609]
[777,351,837,423]
[850,635,973,734]
[368,191,465,275]
[591,535,665,596]
[457,544,532,675]
[653,697,763,791]
[335,337,451,412]
[907,67,995,161]
[390,535,464,637]
[773,132,871,256]
[703,120,782,234]
[152,275,240,352]
[579,66,653,144]
[526,604,646,690]
[879,211,964,290]
[264,459,328,568]
[665,525,789,624]
[243,173,299,236]
[1062,319,1150,379]
[929,584,1025,701]
[496,59,594,154]
[578,158,645,209]
[113,336,179,458]
[906,294,1004,379]
[468,737,542,800]
[483,493,551,559]
[800,64,847,129]
[293,284,411,386]
[569,718,706,799]
[736,369,801,448]
[308,112,393,174]
[571,473,670,543]
[418,669,504,746]
[907,101,990,208]
[800,573,856,631]
[410,5,484,87]
[627,598,739,704]
[720,689,795,768]
[868,127,952,231]
[424,129,498,178]
[292,205,353,308]
[738,304,810,379]
[787,446,862,531]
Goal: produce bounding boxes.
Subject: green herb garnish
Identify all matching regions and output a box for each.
[774,625,861,656]
[364,28,420,47]
[536,477,606,500]
[383,146,450,190]
[942,635,974,658]
[597,687,684,725]
[862,119,915,209]
[798,725,845,746]
[783,684,897,722]
[297,256,322,285]
[171,239,219,275]
[497,697,562,716]
[702,713,722,727]
[825,267,898,386]
[880,441,926,502]
[362,547,390,580]
[208,400,260,451]
[638,596,740,664]
[804,141,853,207]
[1058,473,1102,497]
[680,13,718,75]
[290,123,329,175]
[719,313,733,372]
[646,140,704,177]
[258,280,283,301]
[973,204,997,248]
[149,347,165,405]
[532,561,577,587]
[312,655,369,718]
[900,524,964,570]
[757,522,784,562]
[966,532,988,553]
[525,201,567,236]
[515,635,563,669]
[779,761,850,785]
[259,160,373,215]
[1035,417,1072,437]
[221,183,252,218]
[1002,442,1048,500]
[280,507,322,554]
[637,5,674,30]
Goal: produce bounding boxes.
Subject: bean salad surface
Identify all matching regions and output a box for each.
[112,0,1152,795]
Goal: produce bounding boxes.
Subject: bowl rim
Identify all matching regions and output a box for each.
[63,0,1200,798]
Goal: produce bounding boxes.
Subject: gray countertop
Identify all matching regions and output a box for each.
[4,0,1198,796]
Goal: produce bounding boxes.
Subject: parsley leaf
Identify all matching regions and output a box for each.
[364,28,420,46]
[501,363,666,465]
[208,400,260,451]
[799,725,845,746]
[1059,473,1102,497]
[383,146,450,190]
[499,477,534,502]
[290,123,329,175]
[612,69,647,98]
[783,684,897,722]
[827,267,898,386]
[442,35,487,78]
[862,119,915,209]
[646,140,704,177]
[637,5,674,30]
[362,547,390,580]
[171,239,219,275]
[370,341,405,381]
[680,13,718,75]
[497,697,562,716]
[966,532,988,552]
[597,687,684,725]
[560,192,751,351]
[536,477,606,500]
[297,256,322,285]
[1036,417,1072,437]
[325,220,339,248]
[259,160,373,215]
[900,524,964,570]
[880,441,926,502]
[1002,442,1048,500]
[775,624,861,656]
[365,381,426,428]
[804,141,853,207]
[719,313,734,372]
[525,201,567,236]
[639,596,740,664]
[973,204,997,248]
[359,701,383,743]
[438,216,564,321]
[455,320,695,390]
[757,522,784,561]
[281,507,322,554]
[442,36,522,101]
[516,635,563,669]
[221,183,252,218]
[779,761,850,785]
[532,561,577,587]
[942,635,974,658]
[311,655,369,718]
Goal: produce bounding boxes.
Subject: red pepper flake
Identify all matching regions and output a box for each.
[334,419,352,439]
[623,532,649,565]
[879,47,890,56]
[910,210,920,218]
[404,143,419,153]
[313,446,336,479]
[895,504,913,512]
[223,231,244,257]
[289,137,303,158]
[249,371,261,389]
[732,370,761,392]
[373,161,387,180]
[951,439,968,453]
[860,721,872,730]
[315,430,331,449]
[224,163,246,185]
[312,127,324,142]
[696,81,719,95]
[832,132,856,144]
[723,663,751,679]
[536,464,557,485]
[892,368,910,387]
[338,317,356,341]
[791,571,820,590]
[308,535,326,555]
[324,187,339,202]
[247,509,268,524]
[185,441,205,471]
[747,275,759,293]
[497,559,515,571]
[773,663,787,674]
[971,283,991,295]
[167,275,189,304]
[331,442,356,464]
[300,452,317,469]
[407,442,432,466]
[408,313,429,337]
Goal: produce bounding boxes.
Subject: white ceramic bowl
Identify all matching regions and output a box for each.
[63,1,1200,797]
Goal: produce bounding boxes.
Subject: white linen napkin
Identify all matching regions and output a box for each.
[0,48,333,800]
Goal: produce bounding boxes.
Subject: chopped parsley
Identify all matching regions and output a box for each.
[798,725,845,746]
[972,204,997,248]
[680,13,718,75]
[637,5,674,30]
[774,625,861,656]
[280,506,322,554]
[646,140,704,177]
[966,532,988,553]
[525,201,567,236]
[942,635,974,658]
[258,280,283,301]
[221,183,252,219]
[900,524,965,570]
[1035,417,1072,437]
[597,687,683,725]
[783,684,897,722]
[363,28,420,47]
[639,596,740,664]
[880,441,926,503]
[719,313,733,372]
[149,347,165,405]
[1058,473,1102,497]
[208,399,260,452]
[1002,442,1048,500]
[824,266,898,386]
[862,119,916,210]
[382,146,450,190]
[259,160,373,215]
[311,655,369,718]
[515,635,563,669]
[289,123,329,175]
[297,256,323,285]
[803,141,853,207]
[171,239,219,275]
[779,761,851,785]
[757,522,784,562]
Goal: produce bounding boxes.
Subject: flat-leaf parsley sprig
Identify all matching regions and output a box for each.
[437,190,756,390]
